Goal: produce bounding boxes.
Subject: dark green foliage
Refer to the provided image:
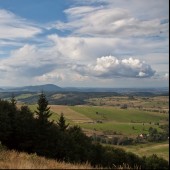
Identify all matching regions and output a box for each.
[15,106,36,152]
[0,99,12,145]
[57,113,69,131]
[35,92,52,126]
[142,154,169,170]
[147,127,169,142]
[65,126,92,162]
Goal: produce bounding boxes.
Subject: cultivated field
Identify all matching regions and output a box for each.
[87,96,169,113]
[24,95,169,161]
[42,105,168,136]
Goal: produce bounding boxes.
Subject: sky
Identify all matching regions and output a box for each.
[0,0,169,88]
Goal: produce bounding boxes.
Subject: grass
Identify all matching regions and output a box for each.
[0,149,142,169]
[48,105,93,123]
[27,104,168,135]
[114,142,169,161]
[79,121,161,135]
[28,104,38,112]
[70,106,168,123]
[15,94,35,100]
[69,106,167,135]
[0,150,93,169]
[87,96,169,114]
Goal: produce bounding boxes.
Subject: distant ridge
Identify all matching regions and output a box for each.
[0,84,168,94]
[9,84,62,92]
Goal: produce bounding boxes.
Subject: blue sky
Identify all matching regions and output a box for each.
[0,0,169,87]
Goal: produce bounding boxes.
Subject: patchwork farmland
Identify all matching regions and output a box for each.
[28,103,169,161]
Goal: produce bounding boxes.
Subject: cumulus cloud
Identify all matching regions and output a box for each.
[0,44,62,79]
[0,9,42,40]
[73,56,155,78]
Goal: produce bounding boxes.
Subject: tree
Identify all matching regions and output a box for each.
[57,113,69,131]
[34,92,54,156]
[10,93,17,108]
[0,99,12,146]
[0,96,18,149]
[15,106,36,152]
[9,94,17,122]
[35,91,52,126]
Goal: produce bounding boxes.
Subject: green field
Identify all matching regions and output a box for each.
[69,106,168,135]
[79,122,162,135]
[114,142,169,161]
[70,106,167,123]
[27,105,168,136]
[15,94,35,100]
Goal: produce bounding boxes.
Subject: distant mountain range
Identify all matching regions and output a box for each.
[0,84,169,94]
[1,84,62,92]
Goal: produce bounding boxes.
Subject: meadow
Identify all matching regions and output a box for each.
[114,142,169,161]
[46,105,168,136]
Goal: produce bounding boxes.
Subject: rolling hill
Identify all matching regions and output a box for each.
[8,84,62,92]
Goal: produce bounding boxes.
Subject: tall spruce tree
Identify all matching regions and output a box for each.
[35,91,52,126]
[57,113,69,131]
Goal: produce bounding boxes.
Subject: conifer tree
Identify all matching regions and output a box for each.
[35,91,52,125]
[57,113,69,131]
[10,93,17,107]
[9,93,17,117]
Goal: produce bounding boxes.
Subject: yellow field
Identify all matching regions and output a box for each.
[50,105,93,123]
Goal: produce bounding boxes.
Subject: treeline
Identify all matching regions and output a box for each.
[0,93,169,169]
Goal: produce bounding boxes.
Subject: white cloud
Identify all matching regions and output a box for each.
[53,5,168,38]
[48,34,168,62]
[74,0,169,20]
[0,0,168,88]
[34,71,65,83]
[0,44,59,79]
[163,73,169,80]
[0,9,42,39]
[73,56,155,78]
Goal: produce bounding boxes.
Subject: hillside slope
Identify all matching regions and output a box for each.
[0,150,93,169]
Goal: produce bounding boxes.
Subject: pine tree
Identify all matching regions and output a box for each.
[10,93,17,107]
[9,93,17,118]
[35,91,52,126]
[57,113,69,131]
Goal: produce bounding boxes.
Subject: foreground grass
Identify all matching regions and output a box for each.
[0,150,93,169]
[0,149,141,169]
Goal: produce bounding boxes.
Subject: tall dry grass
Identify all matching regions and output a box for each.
[0,150,93,169]
[0,149,141,169]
